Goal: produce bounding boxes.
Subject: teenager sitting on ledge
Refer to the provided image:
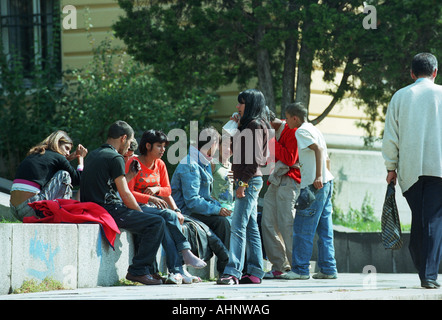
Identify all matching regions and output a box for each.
[10,130,87,221]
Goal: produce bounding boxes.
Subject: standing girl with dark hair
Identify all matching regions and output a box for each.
[217,89,271,285]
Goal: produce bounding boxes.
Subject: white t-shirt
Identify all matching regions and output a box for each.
[295,122,334,188]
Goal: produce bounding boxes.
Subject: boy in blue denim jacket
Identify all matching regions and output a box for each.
[171,130,231,257]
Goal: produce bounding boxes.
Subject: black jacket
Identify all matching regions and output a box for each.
[182,215,229,273]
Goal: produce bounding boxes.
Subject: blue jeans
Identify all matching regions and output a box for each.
[291,180,337,276]
[141,205,191,274]
[223,176,265,279]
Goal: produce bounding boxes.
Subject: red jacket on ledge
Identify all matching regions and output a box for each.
[24,199,120,248]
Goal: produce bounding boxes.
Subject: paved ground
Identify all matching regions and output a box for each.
[1,273,441,301]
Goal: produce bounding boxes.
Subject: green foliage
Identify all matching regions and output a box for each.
[332,193,411,232]
[0,36,217,179]
[354,0,442,141]
[113,0,370,112]
[114,0,442,142]
[61,37,218,153]
[333,194,380,232]
[0,46,65,179]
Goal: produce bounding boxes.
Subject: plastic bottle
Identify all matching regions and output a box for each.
[222,112,240,136]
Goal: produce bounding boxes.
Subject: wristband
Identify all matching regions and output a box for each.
[77,164,84,171]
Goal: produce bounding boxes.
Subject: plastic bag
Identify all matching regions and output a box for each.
[381,182,403,250]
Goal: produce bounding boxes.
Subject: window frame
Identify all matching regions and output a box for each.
[0,0,61,83]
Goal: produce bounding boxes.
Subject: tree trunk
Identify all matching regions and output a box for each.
[294,20,314,116]
[280,0,299,118]
[310,56,355,125]
[255,25,276,112]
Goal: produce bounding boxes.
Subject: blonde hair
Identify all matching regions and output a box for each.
[28,130,73,155]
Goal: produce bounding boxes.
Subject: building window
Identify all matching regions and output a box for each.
[0,0,61,79]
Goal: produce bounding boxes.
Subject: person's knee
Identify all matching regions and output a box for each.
[159,208,179,223]
[214,215,230,232]
[54,170,72,184]
[152,214,166,231]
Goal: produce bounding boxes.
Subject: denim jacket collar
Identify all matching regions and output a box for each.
[189,145,212,168]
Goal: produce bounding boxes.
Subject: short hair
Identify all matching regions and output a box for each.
[139,129,169,155]
[107,120,134,140]
[411,53,438,77]
[285,102,308,122]
[129,139,138,152]
[198,126,220,151]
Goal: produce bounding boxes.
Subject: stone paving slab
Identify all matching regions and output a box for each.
[1,273,441,301]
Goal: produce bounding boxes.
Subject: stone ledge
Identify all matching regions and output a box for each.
[0,223,218,295]
[0,223,135,295]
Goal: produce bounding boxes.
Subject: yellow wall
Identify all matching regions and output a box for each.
[60,1,382,140]
[61,0,125,70]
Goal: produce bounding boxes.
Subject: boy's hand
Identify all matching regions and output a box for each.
[313,177,323,190]
[130,159,141,174]
[219,208,232,217]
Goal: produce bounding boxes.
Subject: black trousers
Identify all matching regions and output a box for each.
[189,212,231,273]
[103,203,165,276]
[403,176,442,280]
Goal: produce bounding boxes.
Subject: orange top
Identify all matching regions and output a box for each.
[125,156,172,203]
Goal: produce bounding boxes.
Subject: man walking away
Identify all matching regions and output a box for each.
[382,52,442,289]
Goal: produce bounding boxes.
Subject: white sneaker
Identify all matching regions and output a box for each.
[279,271,310,280]
[164,273,183,285]
[182,268,202,284]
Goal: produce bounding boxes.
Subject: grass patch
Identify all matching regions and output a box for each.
[113,278,143,286]
[13,277,67,294]
[332,193,411,232]
[0,218,20,223]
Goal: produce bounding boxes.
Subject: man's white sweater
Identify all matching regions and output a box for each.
[382,78,442,194]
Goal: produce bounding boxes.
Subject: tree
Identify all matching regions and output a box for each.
[353,1,442,141]
[114,0,442,139]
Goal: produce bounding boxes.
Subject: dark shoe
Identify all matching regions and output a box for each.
[151,272,166,284]
[126,273,162,285]
[239,274,262,284]
[421,279,440,289]
[217,274,239,285]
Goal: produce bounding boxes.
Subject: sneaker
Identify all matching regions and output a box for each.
[165,273,183,285]
[182,269,202,284]
[279,271,310,280]
[217,274,239,285]
[240,274,262,284]
[263,270,285,279]
[312,271,337,279]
